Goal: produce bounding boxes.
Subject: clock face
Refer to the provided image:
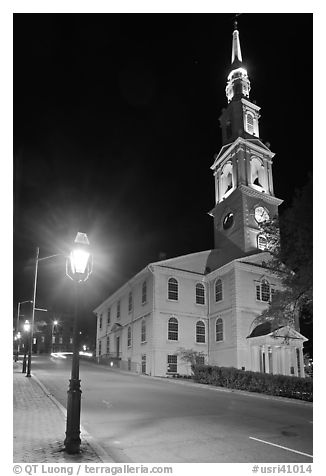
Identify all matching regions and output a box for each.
[223,212,234,230]
[255,206,269,223]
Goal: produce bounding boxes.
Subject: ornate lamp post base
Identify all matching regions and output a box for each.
[64,378,82,454]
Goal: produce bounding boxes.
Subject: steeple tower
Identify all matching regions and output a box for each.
[209,21,283,262]
[226,21,251,103]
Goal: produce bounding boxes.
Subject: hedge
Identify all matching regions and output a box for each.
[192,365,313,401]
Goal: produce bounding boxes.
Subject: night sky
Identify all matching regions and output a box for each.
[13,13,312,339]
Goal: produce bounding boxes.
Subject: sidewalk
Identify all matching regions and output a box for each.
[13,361,110,463]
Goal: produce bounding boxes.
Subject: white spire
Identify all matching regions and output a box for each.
[231,23,242,64]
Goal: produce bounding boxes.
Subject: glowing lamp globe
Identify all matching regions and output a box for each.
[66,232,93,282]
[24,320,30,332]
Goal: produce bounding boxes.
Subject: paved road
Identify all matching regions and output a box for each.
[30,355,313,463]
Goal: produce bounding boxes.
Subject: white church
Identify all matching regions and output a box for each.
[94,23,307,378]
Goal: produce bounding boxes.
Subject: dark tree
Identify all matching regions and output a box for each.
[257,176,312,338]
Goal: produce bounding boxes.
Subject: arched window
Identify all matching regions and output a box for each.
[216,318,224,342]
[141,319,146,343]
[168,277,178,301]
[221,162,233,197]
[127,326,132,347]
[256,278,274,302]
[195,283,205,305]
[251,157,264,189]
[168,317,178,341]
[196,320,206,343]
[246,113,254,134]
[257,234,268,251]
[215,279,223,302]
[142,280,147,304]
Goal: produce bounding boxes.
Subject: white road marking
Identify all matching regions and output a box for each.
[102,400,112,407]
[249,437,313,458]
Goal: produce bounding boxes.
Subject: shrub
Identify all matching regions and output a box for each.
[192,365,312,401]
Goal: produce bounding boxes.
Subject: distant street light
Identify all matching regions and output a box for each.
[26,248,61,378]
[15,300,33,361]
[52,320,58,353]
[64,232,92,454]
[22,320,30,373]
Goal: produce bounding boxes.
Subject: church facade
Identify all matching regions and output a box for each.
[94,24,307,378]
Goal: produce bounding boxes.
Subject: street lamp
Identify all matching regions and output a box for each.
[15,300,33,361]
[26,247,61,378]
[52,320,58,353]
[22,320,30,373]
[64,232,92,454]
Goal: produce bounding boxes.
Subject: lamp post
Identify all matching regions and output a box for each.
[26,247,61,378]
[64,232,92,454]
[22,320,30,373]
[52,320,58,353]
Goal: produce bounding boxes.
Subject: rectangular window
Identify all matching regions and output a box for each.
[128,358,131,371]
[167,354,178,373]
[141,320,146,343]
[41,336,45,343]
[59,337,63,344]
[142,281,147,304]
[69,337,73,344]
[107,336,110,354]
[141,354,146,374]
[107,308,111,325]
[117,300,121,319]
[52,336,55,344]
[99,340,102,356]
[99,315,102,329]
[128,292,133,313]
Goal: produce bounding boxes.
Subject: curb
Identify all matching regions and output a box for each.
[23,370,116,463]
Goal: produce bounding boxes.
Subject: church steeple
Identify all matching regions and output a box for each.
[209,20,283,261]
[226,22,251,103]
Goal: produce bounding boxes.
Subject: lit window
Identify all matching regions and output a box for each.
[117,300,120,319]
[251,157,264,189]
[256,279,273,302]
[128,291,133,313]
[196,320,206,343]
[168,278,178,301]
[41,336,45,343]
[221,162,233,197]
[167,354,178,373]
[216,318,224,342]
[59,337,63,344]
[69,337,73,344]
[142,281,147,304]
[168,317,178,341]
[127,326,132,347]
[196,283,205,305]
[257,234,268,250]
[215,279,223,302]
[246,113,254,134]
[141,319,146,343]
